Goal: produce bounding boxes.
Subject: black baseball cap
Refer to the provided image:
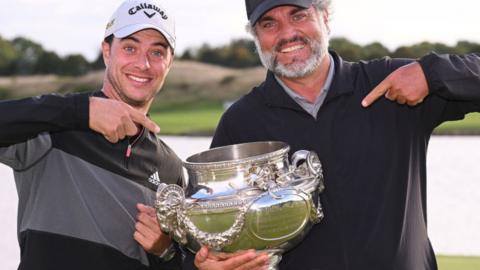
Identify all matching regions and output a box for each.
[246,0,313,25]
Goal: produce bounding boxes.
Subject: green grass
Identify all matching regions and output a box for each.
[435,112,480,134]
[151,105,480,135]
[437,255,480,270]
[151,108,223,135]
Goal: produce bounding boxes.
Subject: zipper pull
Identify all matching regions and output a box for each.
[126,144,132,158]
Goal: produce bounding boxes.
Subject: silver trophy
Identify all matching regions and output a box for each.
[155,141,324,269]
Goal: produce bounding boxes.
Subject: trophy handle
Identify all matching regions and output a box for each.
[156,183,248,250]
[291,150,323,177]
[291,150,325,224]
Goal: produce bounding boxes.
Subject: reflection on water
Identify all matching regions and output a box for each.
[1,136,480,268]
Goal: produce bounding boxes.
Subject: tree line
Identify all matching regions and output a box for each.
[0,36,104,76]
[1,34,479,76]
[181,38,480,68]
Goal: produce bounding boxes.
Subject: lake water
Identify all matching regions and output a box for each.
[1,136,479,269]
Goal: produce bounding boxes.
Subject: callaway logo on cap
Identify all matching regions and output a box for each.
[104,0,175,51]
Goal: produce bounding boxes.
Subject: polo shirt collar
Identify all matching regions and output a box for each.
[274,54,335,117]
[262,51,355,110]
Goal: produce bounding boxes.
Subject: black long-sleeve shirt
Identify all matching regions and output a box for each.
[202,52,480,270]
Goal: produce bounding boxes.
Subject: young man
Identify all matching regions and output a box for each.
[189,0,480,269]
[0,0,182,269]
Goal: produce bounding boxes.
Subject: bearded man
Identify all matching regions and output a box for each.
[187,0,480,269]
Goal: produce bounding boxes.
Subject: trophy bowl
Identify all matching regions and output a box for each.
[155,141,324,269]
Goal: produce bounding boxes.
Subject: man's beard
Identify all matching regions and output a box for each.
[255,33,329,79]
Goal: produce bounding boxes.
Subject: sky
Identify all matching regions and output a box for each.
[0,0,479,61]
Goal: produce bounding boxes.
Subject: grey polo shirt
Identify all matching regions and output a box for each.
[275,54,335,119]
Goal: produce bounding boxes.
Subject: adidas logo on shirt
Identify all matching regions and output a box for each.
[148,171,161,186]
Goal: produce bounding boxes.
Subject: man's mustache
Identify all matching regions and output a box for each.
[274,36,311,52]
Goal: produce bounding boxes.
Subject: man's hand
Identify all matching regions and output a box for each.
[194,246,269,270]
[89,97,160,143]
[134,203,170,256]
[362,62,429,107]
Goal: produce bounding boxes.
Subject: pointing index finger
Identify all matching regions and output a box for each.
[129,108,161,134]
[362,77,392,107]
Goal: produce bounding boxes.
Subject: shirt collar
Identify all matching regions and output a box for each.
[274,53,335,105]
[261,51,355,111]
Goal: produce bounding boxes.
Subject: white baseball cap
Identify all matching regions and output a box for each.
[104,0,175,51]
